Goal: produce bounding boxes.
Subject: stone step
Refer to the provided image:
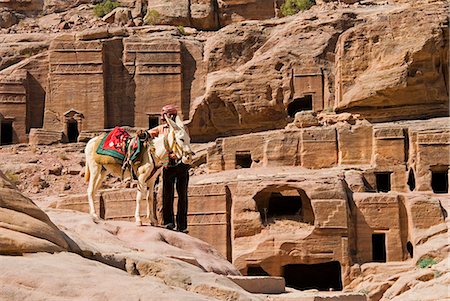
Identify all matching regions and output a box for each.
[227,275,285,294]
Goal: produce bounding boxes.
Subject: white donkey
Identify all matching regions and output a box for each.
[84,116,194,225]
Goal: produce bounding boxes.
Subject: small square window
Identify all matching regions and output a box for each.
[235,151,252,169]
[375,172,391,192]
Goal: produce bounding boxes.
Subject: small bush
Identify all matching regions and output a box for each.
[281,0,315,16]
[59,153,69,161]
[417,257,437,268]
[177,25,187,36]
[94,0,120,18]
[5,170,19,184]
[144,9,161,25]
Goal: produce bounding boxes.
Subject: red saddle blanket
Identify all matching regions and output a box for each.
[96,127,131,161]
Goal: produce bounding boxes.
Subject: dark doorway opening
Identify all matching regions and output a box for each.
[431,170,448,194]
[148,116,159,129]
[283,261,342,291]
[67,120,79,143]
[268,192,301,217]
[372,233,387,262]
[247,265,270,276]
[235,151,252,169]
[1,121,13,145]
[287,95,313,117]
[376,172,391,192]
[406,241,413,258]
[407,169,416,191]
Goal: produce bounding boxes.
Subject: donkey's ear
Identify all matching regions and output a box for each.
[175,115,185,130]
[165,115,180,130]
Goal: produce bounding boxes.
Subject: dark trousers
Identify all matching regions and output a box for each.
[162,163,189,230]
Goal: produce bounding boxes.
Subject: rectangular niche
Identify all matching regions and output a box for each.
[235,151,252,169]
[431,166,449,194]
[375,172,392,192]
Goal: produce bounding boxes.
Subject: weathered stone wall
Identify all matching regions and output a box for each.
[0,72,27,144]
[187,183,231,260]
[353,193,404,263]
[45,35,106,134]
[103,38,134,128]
[218,0,280,26]
[207,118,449,194]
[0,0,43,13]
[24,53,49,130]
[414,129,450,192]
[334,2,449,121]
[124,37,183,127]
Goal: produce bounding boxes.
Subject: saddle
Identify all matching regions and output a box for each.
[95,127,151,178]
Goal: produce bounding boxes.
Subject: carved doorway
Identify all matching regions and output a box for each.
[283,261,343,291]
[287,95,313,117]
[67,119,79,143]
[0,120,13,145]
[64,109,84,143]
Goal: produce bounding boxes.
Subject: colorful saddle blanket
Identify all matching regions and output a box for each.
[96,127,142,162]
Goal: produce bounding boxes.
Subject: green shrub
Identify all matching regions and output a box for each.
[417,257,437,268]
[144,9,161,25]
[5,170,19,184]
[94,0,120,18]
[281,0,315,16]
[177,25,187,36]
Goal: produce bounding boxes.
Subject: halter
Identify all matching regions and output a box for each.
[163,128,188,168]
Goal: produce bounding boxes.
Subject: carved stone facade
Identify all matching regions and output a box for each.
[207,118,450,196]
[45,37,105,136]
[0,33,201,144]
[0,72,27,145]
[124,37,183,128]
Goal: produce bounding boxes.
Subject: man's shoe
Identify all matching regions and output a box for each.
[164,223,175,230]
[177,228,189,234]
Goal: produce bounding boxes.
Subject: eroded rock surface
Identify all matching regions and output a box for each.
[0,170,68,254]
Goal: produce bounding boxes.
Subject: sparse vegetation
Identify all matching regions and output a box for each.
[177,25,187,36]
[5,170,19,184]
[59,153,70,161]
[281,0,315,16]
[144,9,161,25]
[93,0,120,18]
[417,257,438,268]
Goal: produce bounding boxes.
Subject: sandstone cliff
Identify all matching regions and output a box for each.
[0,0,447,143]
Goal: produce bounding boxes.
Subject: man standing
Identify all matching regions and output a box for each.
[149,105,190,233]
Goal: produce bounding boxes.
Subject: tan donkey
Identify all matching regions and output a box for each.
[84,116,194,225]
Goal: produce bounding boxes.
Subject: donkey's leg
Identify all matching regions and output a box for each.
[145,174,158,226]
[87,162,104,220]
[146,168,162,226]
[135,171,150,226]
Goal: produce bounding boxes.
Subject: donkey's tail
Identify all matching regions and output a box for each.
[85,164,90,182]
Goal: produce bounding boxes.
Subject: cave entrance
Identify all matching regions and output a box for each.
[268,192,301,217]
[372,233,387,262]
[246,265,270,276]
[67,119,79,143]
[235,151,252,169]
[254,188,315,225]
[283,261,342,291]
[0,120,13,145]
[431,168,448,194]
[375,172,391,192]
[287,95,313,117]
